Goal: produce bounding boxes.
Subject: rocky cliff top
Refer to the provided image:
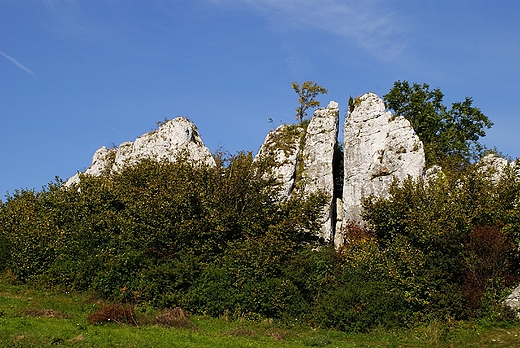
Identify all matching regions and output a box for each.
[65,94,427,249]
[66,117,215,186]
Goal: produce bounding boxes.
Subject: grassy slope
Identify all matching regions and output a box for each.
[1,279,520,347]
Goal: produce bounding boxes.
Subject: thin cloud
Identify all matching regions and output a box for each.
[42,0,95,39]
[1,51,37,78]
[216,0,409,62]
[1,51,69,99]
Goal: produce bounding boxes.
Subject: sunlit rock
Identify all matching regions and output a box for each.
[66,117,214,186]
[340,92,425,246]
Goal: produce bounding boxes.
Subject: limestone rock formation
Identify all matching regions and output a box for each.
[340,92,425,245]
[255,124,305,200]
[257,95,424,246]
[504,284,520,318]
[301,101,339,242]
[255,102,339,242]
[66,117,215,186]
[478,153,513,183]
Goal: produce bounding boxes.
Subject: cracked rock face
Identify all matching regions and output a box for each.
[255,102,339,242]
[301,101,339,242]
[504,284,520,318]
[340,93,425,244]
[477,153,514,184]
[66,117,215,186]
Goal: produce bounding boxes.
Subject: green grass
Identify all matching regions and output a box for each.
[1,279,520,347]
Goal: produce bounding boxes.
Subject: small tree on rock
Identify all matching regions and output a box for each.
[292,81,328,123]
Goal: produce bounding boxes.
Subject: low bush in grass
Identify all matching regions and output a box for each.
[87,302,138,326]
[153,307,197,329]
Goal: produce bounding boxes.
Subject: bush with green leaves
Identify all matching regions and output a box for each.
[0,151,330,320]
[0,186,62,281]
[309,225,411,332]
[361,163,520,321]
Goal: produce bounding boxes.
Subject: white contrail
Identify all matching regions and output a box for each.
[0,51,37,78]
[0,50,81,106]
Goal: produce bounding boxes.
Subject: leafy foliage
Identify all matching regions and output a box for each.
[383,80,493,166]
[1,80,518,332]
[362,163,520,321]
[312,238,409,332]
[292,81,328,123]
[0,151,330,322]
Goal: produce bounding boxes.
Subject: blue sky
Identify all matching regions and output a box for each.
[1,0,519,196]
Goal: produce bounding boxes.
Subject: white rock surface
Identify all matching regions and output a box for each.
[424,165,444,182]
[301,101,339,242]
[66,117,215,186]
[255,124,305,200]
[340,92,425,246]
[504,284,520,318]
[255,102,339,242]
[478,153,511,184]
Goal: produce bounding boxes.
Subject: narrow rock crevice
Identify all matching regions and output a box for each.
[68,94,426,249]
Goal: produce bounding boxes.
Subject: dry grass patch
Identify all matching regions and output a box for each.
[68,334,85,342]
[87,303,138,326]
[153,307,198,329]
[266,328,288,341]
[24,308,69,319]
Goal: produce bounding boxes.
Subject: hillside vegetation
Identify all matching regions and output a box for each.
[2,151,520,332]
[1,81,520,334]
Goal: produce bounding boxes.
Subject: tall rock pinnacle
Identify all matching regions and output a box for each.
[339,92,425,245]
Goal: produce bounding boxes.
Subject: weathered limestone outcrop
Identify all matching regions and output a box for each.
[477,153,515,183]
[301,101,339,242]
[257,95,424,246]
[340,92,425,246]
[66,117,215,186]
[255,102,339,242]
[255,124,305,200]
[504,284,520,318]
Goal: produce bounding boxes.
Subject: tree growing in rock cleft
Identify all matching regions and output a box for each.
[292,81,328,123]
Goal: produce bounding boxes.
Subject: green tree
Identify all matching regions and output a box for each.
[383,81,493,166]
[292,81,328,123]
[362,163,520,320]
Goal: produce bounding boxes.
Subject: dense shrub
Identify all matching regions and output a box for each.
[313,277,406,332]
[362,164,520,320]
[136,253,202,308]
[0,230,9,273]
[183,190,327,319]
[309,226,411,332]
[2,146,519,331]
[0,151,329,323]
[463,223,518,314]
[0,188,59,281]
